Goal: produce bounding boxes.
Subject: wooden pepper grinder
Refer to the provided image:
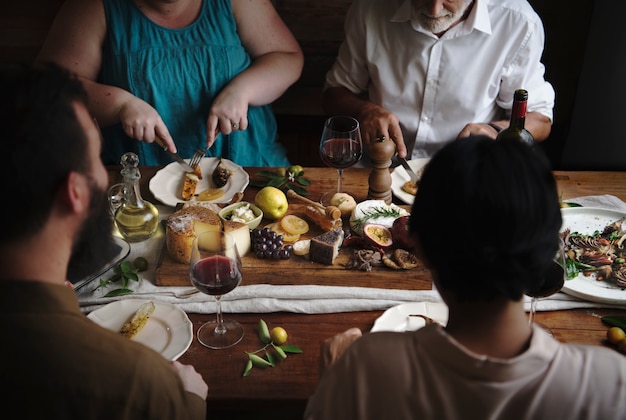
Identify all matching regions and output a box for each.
[367,136,396,203]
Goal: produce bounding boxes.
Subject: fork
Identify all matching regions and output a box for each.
[189,148,207,169]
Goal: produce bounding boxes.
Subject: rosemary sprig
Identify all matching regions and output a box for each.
[352,206,404,231]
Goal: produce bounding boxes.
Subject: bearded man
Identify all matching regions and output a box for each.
[323,0,554,161]
[0,63,208,419]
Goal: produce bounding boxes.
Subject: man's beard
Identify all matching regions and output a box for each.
[416,0,473,34]
[66,180,118,284]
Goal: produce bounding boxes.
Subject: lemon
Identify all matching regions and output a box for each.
[287,165,304,177]
[197,188,225,201]
[280,215,309,235]
[608,326,626,345]
[269,223,300,243]
[270,327,288,345]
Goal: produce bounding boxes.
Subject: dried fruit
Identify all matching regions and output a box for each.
[363,223,393,248]
[280,215,309,235]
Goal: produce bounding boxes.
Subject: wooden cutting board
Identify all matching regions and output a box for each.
[155,204,432,290]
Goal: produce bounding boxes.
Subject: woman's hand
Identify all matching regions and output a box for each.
[118,98,176,152]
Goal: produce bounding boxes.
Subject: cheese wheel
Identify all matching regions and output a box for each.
[166,206,222,264]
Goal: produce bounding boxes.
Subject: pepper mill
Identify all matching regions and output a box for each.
[367,136,396,203]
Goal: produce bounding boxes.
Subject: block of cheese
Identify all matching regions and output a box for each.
[166,206,222,264]
[309,229,345,265]
[223,219,251,257]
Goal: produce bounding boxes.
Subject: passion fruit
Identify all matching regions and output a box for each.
[363,223,393,248]
[391,216,417,250]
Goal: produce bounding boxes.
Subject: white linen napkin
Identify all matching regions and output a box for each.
[78,196,626,314]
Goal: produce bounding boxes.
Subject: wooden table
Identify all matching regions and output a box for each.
[107,166,626,416]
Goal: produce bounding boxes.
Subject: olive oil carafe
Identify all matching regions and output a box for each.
[111,152,159,242]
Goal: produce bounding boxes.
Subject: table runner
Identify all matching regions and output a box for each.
[78,195,626,314]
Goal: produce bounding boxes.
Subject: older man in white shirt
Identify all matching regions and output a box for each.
[324,0,555,160]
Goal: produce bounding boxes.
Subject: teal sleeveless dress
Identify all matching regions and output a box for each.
[100,0,290,167]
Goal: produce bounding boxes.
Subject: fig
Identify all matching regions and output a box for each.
[212,158,232,188]
[391,216,417,250]
[363,223,393,248]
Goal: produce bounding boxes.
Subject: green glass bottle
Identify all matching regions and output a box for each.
[496,89,534,146]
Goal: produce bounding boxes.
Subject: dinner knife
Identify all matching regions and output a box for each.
[154,136,195,172]
[398,157,420,184]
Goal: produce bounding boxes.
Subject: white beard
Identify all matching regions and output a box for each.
[416,0,474,34]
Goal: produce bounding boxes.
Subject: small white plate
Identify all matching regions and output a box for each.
[149,157,249,207]
[88,299,193,360]
[390,158,430,205]
[371,302,448,333]
[561,207,626,304]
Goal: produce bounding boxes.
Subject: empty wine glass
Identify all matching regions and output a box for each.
[190,231,243,349]
[526,238,566,334]
[319,116,363,202]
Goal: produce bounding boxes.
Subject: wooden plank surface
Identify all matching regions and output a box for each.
[155,203,432,290]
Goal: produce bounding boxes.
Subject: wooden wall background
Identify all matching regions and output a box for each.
[0,1,596,169]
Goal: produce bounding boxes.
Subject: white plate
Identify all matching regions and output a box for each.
[87,299,193,360]
[72,236,131,292]
[371,302,448,332]
[390,158,430,205]
[149,157,249,207]
[561,207,626,304]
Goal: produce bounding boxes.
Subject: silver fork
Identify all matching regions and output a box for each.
[189,148,206,170]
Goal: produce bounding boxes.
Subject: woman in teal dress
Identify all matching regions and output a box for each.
[38,0,303,167]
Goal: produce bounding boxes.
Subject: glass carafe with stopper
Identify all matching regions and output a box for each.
[112,152,159,242]
[496,89,534,146]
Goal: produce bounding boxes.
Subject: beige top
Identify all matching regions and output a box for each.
[305,324,626,419]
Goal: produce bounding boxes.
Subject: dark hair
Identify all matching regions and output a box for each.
[0,63,89,244]
[409,136,562,301]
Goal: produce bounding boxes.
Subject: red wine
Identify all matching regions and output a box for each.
[320,138,362,169]
[191,256,242,296]
[526,261,565,298]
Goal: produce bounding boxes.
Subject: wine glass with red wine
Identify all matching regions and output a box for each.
[526,238,566,335]
[190,230,243,349]
[319,116,363,202]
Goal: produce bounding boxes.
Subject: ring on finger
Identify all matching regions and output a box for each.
[232,122,239,130]
[376,135,386,142]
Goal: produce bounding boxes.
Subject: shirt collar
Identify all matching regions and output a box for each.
[391,0,492,36]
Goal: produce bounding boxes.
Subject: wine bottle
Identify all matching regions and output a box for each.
[496,89,534,146]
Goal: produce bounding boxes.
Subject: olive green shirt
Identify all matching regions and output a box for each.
[0,280,205,419]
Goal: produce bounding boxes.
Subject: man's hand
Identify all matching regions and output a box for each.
[319,327,363,375]
[457,122,505,139]
[357,104,407,158]
[171,360,208,399]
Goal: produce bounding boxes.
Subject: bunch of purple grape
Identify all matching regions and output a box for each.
[251,228,293,260]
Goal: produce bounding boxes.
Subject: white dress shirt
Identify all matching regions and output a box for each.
[325,0,555,158]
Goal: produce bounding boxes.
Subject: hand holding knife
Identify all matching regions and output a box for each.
[154,136,195,172]
[398,157,420,184]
